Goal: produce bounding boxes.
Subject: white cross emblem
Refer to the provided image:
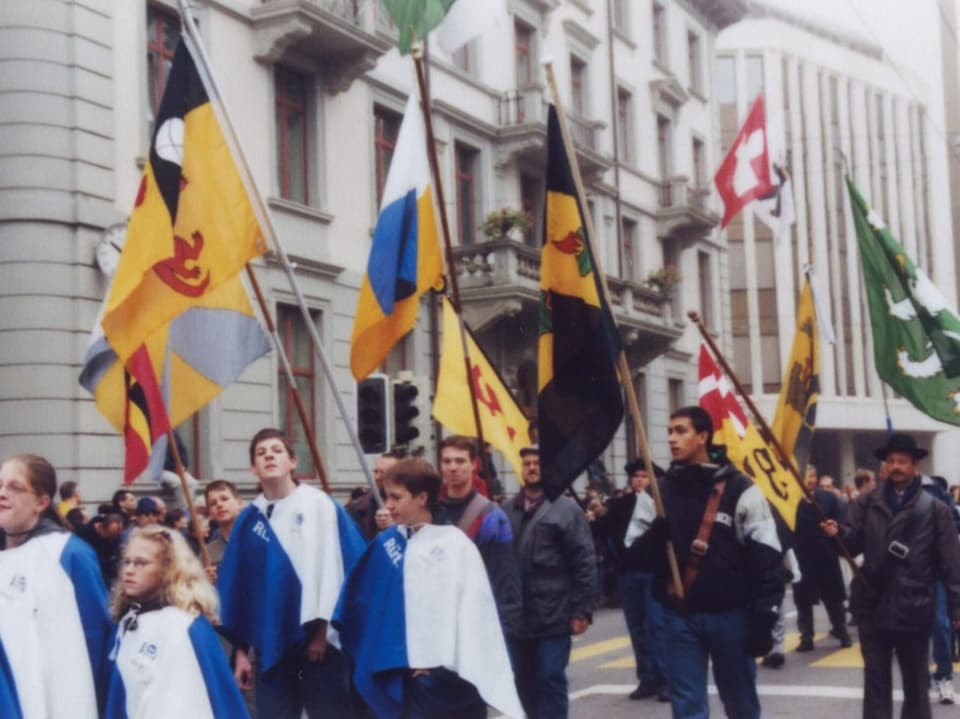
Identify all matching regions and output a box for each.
[733,130,766,197]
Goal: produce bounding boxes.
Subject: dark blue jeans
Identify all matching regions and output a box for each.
[621,570,665,687]
[256,645,353,719]
[512,635,573,719]
[662,606,760,719]
[932,582,952,681]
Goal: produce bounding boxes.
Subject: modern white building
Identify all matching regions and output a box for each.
[0,0,746,504]
[717,2,960,484]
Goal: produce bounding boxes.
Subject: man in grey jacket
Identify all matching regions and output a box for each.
[506,445,595,719]
[824,433,960,719]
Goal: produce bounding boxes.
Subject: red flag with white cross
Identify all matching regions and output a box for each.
[714,95,773,228]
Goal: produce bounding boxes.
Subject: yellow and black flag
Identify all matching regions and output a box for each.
[538,105,623,499]
[101,39,266,363]
[771,272,821,481]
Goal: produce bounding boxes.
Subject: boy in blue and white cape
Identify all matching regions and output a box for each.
[217,428,365,719]
[332,457,523,719]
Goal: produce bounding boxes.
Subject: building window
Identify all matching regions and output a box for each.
[146,6,180,132]
[715,55,736,105]
[652,3,667,66]
[612,0,629,32]
[277,305,320,478]
[520,173,541,248]
[622,217,638,282]
[570,56,587,116]
[687,31,702,93]
[515,21,534,86]
[616,87,633,164]
[373,104,402,207]
[455,142,479,245]
[453,41,476,76]
[668,378,685,415]
[692,137,706,188]
[698,251,713,329]
[746,53,764,100]
[175,415,201,478]
[656,114,671,180]
[275,66,309,205]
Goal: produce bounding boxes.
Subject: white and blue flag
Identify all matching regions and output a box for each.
[217,483,365,670]
[333,524,522,719]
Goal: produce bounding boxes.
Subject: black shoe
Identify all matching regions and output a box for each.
[796,637,814,652]
[761,652,785,668]
[839,635,853,648]
[656,685,670,702]
[629,683,657,700]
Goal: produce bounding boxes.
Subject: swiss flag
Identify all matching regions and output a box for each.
[697,344,748,438]
[714,95,773,228]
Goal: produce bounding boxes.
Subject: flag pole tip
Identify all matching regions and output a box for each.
[540,55,554,68]
[687,310,700,323]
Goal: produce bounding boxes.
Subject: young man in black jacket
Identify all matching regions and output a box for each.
[634,406,784,719]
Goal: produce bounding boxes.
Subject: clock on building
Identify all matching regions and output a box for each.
[96,222,127,277]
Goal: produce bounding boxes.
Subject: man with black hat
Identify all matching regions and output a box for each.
[600,458,667,701]
[823,432,960,719]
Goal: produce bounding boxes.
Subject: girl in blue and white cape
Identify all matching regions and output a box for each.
[0,453,112,719]
[105,524,249,719]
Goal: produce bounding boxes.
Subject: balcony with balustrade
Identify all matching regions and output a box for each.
[656,175,718,241]
[452,238,682,364]
[495,87,611,177]
[252,0,392,93]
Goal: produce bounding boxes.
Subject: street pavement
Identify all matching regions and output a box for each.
[554,601,960,718]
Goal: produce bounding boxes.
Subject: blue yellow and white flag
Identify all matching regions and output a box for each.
[350,93,443,380]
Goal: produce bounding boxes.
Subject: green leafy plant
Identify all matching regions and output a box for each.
[646,264,681,291]
[479,207,532,239]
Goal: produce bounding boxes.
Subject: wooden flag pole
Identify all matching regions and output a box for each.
[411,47,490,468]
[176,1,380,501]
[245,266,331,495]
[688,311,868,587]
[165,428,212,568]
[543,61,684,601]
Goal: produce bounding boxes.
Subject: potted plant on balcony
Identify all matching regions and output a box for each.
[479,207,532,242]
[646,264,681,293]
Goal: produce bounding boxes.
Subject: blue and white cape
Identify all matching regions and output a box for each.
[105,606,249,719]
[0,531,112,718]
[333,524,522,719]
[217,483,365,670]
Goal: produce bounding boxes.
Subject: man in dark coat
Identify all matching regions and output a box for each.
[793,463,851,651]
[506,445,595,719]
[824,433,960,719]
[601,459,668,700]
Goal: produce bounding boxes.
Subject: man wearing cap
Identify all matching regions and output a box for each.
[600,459,667,701]
[506,444,595,719]
[823,433,960,719]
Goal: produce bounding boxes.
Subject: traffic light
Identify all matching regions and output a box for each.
[392,378,421,447]
[356,373,390,454]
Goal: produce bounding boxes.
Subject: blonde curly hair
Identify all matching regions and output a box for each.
[111,525,219,623]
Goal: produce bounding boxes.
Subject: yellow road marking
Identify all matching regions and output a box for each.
[599,655,636,669]
[569,636,632,663]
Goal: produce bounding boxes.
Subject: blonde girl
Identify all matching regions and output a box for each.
[105,525,249,719]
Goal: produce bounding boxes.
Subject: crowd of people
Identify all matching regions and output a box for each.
[2,409,959,719]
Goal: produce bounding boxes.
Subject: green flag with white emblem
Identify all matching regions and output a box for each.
[848,176,960,425]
